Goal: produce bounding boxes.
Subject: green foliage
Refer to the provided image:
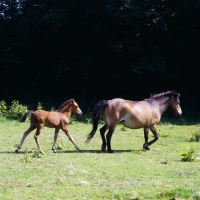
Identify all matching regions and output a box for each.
[189,130,200,142]
[56,141,64,150]
[32,150,44,158]
[120,125,127,131]
[0,100,8,117]
[179,147,200,162]
[37,102,43,110]
[158,129,168,138]
[158,188,197,199]
[8,100,28,120]
[69,114,76,125]
[20,149,32,163]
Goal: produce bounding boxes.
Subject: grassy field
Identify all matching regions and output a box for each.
[0,118,200,200]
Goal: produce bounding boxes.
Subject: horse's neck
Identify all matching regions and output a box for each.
[156,98,170,114]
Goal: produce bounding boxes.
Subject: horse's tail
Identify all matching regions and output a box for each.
[19,110,34,122]
[86,100,108,144]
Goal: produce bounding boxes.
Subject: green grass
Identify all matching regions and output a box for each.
[0,119,200,199]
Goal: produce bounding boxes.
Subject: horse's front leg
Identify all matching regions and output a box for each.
[100,124,109,152]
[106,126,116,153]
[62,127,82,152]
[143,128,150,150]
[146,125,159,149]
[52,128,59,153]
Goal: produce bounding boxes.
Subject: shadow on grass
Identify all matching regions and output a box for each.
[60,149,137,154]
[0,149,143,154]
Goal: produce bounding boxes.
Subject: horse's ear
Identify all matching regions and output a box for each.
[70,99,75,104]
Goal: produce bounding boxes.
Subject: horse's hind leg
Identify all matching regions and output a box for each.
[15,124,36,153]
[52,128,59,153]
[100,124,109,152]
[106,126,116,153]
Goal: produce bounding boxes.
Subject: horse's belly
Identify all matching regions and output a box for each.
[120,114,150,129]
[121,119,144,129]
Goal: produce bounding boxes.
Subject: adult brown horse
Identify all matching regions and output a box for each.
[86,91,182,153]
[15,99,82,153]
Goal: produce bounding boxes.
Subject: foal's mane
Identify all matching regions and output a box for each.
[56,99,74,112]
[145,91,180,102]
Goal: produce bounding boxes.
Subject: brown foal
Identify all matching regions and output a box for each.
[16,99,82,153]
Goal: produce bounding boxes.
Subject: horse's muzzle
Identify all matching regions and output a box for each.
[177,109,182,116]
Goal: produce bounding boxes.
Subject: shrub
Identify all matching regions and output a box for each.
[8,100,28,120]
[0,100,9,117]
[179,147,200,162]
[189,131,200,142]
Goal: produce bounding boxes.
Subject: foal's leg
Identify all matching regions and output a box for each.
[62,127,81,151]
[143,128,150,150]
[106,126,116,153]
[34,125,44,153]
[52,128,59,153]
[15,124,36,153]
[100,124,109,152]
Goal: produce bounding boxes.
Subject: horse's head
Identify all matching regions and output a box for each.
[70,99,83,115]
[168,91,182,116]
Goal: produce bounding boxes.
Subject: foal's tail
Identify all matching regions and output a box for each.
[19,110,34,122]
[86,100,108,143]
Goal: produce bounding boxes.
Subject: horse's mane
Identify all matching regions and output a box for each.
[145,90,180,102]
[56,99,74,112]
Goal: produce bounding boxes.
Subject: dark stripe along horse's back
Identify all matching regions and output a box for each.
[86,91,182,153]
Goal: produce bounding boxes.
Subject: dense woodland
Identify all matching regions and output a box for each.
[0,0,200,117]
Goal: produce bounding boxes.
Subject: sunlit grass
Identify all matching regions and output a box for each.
[0,120,200,199]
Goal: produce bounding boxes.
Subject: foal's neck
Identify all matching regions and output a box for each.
[61,108,72,117]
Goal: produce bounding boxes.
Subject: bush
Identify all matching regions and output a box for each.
[0,100,28,120]
[0,100,9,117]
[8,100,28,120]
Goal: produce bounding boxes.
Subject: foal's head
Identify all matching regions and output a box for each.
[70,99,82,115]
[57,99,82,115]
[167,91,182,116]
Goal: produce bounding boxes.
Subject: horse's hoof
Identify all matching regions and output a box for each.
[108,149,115,153]
[143,143,150,150]
[52,148,57,153]
[15,149,19,153]
[101,146,106,152]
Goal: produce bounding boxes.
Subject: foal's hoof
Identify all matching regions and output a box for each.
[143,143,150,150]
[39,150,45,155]
[15,149,19,153]
[75,146,82,152]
